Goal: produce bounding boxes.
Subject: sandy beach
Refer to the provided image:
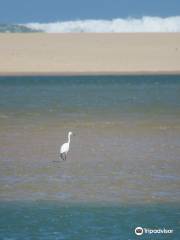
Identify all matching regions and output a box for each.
[0,33,180,75]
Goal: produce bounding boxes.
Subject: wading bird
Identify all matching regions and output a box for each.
[60,131,73,160]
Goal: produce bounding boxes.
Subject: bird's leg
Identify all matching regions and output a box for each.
[62,153,67,161]
[60,153,64,161]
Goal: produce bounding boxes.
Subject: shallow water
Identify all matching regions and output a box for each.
[0,75,180,238]
[0,75,180,120]
[0,75,180,203]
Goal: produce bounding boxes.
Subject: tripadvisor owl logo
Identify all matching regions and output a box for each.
[135,227,143,236]
[134,226,173,236]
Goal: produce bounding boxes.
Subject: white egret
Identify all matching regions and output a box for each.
[60,131,73,161]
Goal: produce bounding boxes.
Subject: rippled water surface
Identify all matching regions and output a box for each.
[0,201,179,240]
[0,75,179,239]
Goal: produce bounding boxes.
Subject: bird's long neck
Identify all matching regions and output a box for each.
[68,134,71,144]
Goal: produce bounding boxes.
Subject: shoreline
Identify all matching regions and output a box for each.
[0,71,180,76]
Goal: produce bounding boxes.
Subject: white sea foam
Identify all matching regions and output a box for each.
[24,16,180,33]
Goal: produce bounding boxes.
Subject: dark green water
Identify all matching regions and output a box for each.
[0,201,179,240]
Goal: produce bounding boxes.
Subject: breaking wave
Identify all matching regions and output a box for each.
[24,16,180,33]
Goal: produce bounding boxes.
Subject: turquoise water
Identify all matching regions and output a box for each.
[0,75,180,239]
[0,202,179,240]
